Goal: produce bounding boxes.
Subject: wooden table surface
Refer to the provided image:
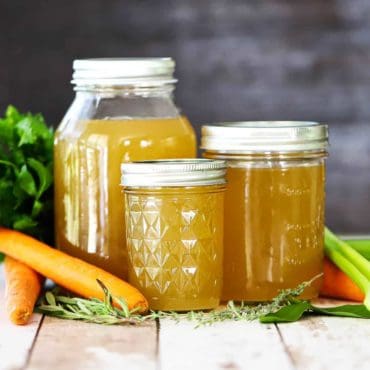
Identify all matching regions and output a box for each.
[1,267,370,370]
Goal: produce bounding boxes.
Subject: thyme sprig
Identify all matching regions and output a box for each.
[148,275,318,326]
[36,280,148,325]
[36,276,320,326]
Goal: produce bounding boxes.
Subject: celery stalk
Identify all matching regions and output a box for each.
[325,227,370,310]
[325,228,370,281]
[324,241,369,293]
[346,239,370,260]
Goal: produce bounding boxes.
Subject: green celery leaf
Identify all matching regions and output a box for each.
[0,159,18,172]
[0,106,54,249]
[311,304,370,319]
[15,114,52,146]
[13,215,38,231]
[0,202,14,228]
[259,301,312,323]
[27,158,53,198]
[0,179,15,200]
[0,118,15,149]
[31,200,43,217]
[16,164,37,196]
[5,105,21,121]
[16,117,40,146]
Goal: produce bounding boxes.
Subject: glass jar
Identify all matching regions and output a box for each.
[54,58,196,279]
[202,122,329,301]
[121,159,226,311]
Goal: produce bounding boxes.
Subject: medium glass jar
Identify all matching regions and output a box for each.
[54,58,196,279]
[121,159,226,311]
[202,122,328,301]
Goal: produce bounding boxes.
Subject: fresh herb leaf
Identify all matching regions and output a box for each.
[17,165,37,196]
[259,301,311,323]
[37,274,370,326]
[311,303,370,319]
[260,301,370,323]
[0,105,54,251]
[36,276,318,326]
[13,215,38,231]
[27,158,53,199]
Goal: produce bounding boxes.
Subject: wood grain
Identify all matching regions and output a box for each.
[158,318,294,370]
[277,316,370,370]
[26,317,157,370]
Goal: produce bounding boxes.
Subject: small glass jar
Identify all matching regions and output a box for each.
[54,58,196,279]
[202,122,329,302]
[121,159,226,311]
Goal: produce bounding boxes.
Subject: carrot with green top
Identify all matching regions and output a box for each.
[4,256,43,325]
[0,228,148,313]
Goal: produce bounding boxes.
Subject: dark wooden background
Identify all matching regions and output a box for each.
[2,0,370,232]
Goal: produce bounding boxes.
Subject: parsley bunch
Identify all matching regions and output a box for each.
[0,105,54,259]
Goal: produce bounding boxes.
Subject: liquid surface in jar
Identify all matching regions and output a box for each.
[54,117,196,279]
[125,186,224,311]
[222,162,325,301]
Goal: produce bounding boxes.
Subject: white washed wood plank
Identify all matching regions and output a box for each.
[277,316,370,370]
[27,316,157,370]
[159,318,295,370]
[0,265,43,370]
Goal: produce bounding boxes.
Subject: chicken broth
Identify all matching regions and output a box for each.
[54,117,196,279]
[124,185,225,311]
[222,161,325,301]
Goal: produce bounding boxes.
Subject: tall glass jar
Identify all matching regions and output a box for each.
[202,122,328,301]
[54,58,196,279]
[121,159,226,311]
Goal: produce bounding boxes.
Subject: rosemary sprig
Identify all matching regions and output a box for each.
[36,276,321,326]
[36,280,148,325]
[148,275,319,326]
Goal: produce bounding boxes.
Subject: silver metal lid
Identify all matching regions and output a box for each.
[121,159,227,187]
[72,58,177,87]
[201,121,329,152]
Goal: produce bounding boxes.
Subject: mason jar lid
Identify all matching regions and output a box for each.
[72,58,177,87]
[201,121,329,152]
[121,159,227,187]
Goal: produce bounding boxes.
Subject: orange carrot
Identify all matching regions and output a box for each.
[4,256,43,325]
[0,228,148,313]
[320,257,365,302]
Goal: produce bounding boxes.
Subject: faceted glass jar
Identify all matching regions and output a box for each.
[54,59,196,279]
[202,122,328,302]
[124,185,225,311]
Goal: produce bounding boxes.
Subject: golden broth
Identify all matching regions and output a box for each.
[54,117,196,279]
[124,186,224,311]
[221,162,325,301]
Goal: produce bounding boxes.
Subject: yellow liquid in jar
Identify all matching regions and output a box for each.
[222,163,325,301]
[125,186,224,311]
[54,117,196,279]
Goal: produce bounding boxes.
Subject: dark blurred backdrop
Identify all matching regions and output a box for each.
[2,0,370,232]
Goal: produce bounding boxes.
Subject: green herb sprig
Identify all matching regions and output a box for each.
[0,105,54,248]
[149,275,318,326]
[37,275,370,326]
[38,278,312,325]
[36,280,149,325]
